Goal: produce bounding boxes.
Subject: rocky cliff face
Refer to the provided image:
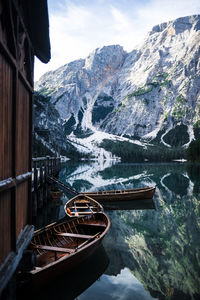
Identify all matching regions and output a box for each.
[34,15,200,158]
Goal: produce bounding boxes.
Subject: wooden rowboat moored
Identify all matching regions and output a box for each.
[19,212,110,290]
[64,194,104,217]
[83,186,156,203]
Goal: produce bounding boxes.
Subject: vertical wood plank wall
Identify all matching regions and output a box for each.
[16,79,31,236]
[0,0,34,264]
[0,52,13,262]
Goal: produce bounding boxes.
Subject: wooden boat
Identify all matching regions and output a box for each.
[21,212,110,290]
[83,186,156,203]
[64,194,104,217]
[17,245,109,298]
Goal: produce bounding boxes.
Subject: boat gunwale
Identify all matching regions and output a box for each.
[29,213,110,274]
[64,194,104,217]
[83,186,156,196]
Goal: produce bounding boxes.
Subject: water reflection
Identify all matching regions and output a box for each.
[103,197,200,299]
[79,268,157,300]
[33,162,200,299]
[103,199,155,210]
[59,162,198,197]
[18,245,109,300]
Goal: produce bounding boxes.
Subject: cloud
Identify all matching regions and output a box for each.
[137,0,200,26]
[34,0,200,81]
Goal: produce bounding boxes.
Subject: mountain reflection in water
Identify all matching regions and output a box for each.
[79,267,157,300]
[34,162,200,299]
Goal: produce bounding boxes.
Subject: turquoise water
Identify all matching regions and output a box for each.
[34,162,200,299]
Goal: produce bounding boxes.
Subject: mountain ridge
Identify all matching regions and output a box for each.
[34,14,200,160]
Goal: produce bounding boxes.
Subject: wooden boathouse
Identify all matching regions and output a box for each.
[0,0,51,297]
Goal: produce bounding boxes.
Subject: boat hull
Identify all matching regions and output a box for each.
[29,234,103,289]
[23,213,110,290]
[64,194,104,217]
[83,186,156,203]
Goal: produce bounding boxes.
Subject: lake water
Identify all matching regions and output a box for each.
[34,161,200,300]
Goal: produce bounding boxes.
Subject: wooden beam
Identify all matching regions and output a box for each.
[70,206,97,209]
[16,172,32,184]
[79,223,106,227]
[71,212,93,215]
[0,178,15,193]
[56,232,94,239]
[32,245,74,253]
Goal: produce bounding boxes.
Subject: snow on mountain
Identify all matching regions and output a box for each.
[34,15,200,160]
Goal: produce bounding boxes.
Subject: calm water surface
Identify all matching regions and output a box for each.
[35,162,200,300]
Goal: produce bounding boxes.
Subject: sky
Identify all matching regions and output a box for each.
[34,0,200,81]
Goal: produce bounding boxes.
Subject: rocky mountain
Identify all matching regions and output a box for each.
[34,15,200,160]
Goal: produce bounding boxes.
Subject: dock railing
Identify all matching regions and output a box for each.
[32,156,61,216]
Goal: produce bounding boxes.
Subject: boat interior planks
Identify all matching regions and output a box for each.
[83,186,156,202]
[64,194,104,217]
[18,212,110,290]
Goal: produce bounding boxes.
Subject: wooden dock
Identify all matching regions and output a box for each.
[32,156,61,216]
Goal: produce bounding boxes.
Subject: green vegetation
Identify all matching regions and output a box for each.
[72,109,93,138]
[37,87,55,96]
[33,92,92,160]
[33,133,91,160]
[172,94,190,120]
[33,138,54,157]
[120,72,171,108]
[64,115,76,135]
[144,65,152,72]
[92,95,114,123]
[194,120,200,128]
[193,120,200,140]
[34,91,50,111]
[154,72,172,88]
[163,125,189,147]
[34,91,59,119]
[126,85,153,98]
[187,139,200,162]
[92,105,114,123]
[100,139,186,162]
[60,144,91,161]
[113,99,127,114]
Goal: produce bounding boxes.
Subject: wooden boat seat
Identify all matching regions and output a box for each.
[55,232,94,239]
[71,211,93,214]
[79,222,106,227]
[32,244,75,253]
[70,206,97,209]
[74,200,90,204]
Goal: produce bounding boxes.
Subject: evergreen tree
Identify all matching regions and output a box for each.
[187,139,200,162]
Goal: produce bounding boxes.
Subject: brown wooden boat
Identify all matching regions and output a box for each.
[64,194,104,217]
[23,212,110,289]
[83,186,156,202]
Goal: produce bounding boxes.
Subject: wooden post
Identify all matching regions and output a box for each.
[33,160,38,216]
[40,161,43,186]
[46,156,50,176]
[44,157,47,182]
[39,161,44,208]
[51,158,53,176]
[43,159,47,205]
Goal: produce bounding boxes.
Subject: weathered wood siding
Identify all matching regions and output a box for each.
[0,192,12,263]
[0,52,13,263]
[0,0,33,264]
